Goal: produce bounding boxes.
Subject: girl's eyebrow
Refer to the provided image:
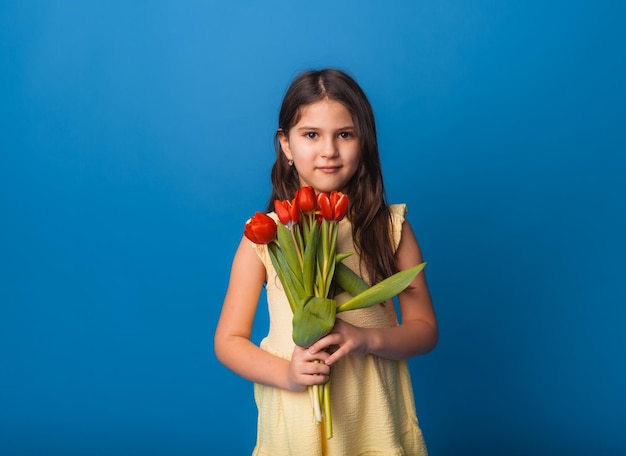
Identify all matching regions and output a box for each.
[295,125,355,131]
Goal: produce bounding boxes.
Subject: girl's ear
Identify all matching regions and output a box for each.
[277,129,293,161]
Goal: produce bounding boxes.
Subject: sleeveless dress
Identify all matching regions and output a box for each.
[251,204,428,456]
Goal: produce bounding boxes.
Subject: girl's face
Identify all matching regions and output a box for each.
[278,99,361,194]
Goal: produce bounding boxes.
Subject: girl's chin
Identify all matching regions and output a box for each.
[299,180,350,194]
[303,185,346,194]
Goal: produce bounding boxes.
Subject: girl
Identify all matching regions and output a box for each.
[214,69,437,455]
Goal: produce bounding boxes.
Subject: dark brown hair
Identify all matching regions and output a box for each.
[267,69,397,284]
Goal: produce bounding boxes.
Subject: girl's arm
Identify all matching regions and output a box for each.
[214,236,330,391]
[309,220,438,364]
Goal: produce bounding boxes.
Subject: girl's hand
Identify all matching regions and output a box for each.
[309,319,369,366]
[286,345,331,392]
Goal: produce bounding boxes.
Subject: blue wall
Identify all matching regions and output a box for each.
[1,1,624,454]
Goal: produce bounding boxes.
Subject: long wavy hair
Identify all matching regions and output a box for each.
[267,69,397,284]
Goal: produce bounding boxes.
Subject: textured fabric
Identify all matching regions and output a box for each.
[251,204,428,456]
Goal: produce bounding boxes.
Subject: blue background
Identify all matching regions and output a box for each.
[1,1,625,455]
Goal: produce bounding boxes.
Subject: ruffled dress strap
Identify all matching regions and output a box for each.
[388,203,407,253]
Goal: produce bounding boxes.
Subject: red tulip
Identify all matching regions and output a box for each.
[274,199,301,226]
[317,191,349,221]
[295,186,316,214]
[317,192,333,220]
[331,191,348,221]
[244,212,277,244]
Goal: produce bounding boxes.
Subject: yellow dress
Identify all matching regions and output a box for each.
[251,204,428,456]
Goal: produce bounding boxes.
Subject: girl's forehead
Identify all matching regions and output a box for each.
[295,99,353,125]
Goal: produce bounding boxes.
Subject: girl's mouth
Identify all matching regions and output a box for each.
[317,166,341,173]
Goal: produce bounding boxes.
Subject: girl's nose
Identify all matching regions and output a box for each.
[320,138,339,158]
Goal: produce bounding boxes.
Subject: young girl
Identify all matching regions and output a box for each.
[215,68,437,455]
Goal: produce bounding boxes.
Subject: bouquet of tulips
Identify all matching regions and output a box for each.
[244,186,426,439]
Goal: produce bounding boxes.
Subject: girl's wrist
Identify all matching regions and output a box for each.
[364,327,382,356]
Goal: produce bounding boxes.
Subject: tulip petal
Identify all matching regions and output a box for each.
[274,200,291,225]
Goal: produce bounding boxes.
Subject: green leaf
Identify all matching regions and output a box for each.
[292,296,337,347]
[336,263,427,312]
[276,222,302,278]
[333,262,369,297]
[294,225,305,257]
[268,244,305,313]
[335,252,353,263]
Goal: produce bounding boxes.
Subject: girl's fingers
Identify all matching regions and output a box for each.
[288,346,332,389]
[324,346,348,366]
[308,333,341,354]
[296,344,329,361]
[293,346,330,371]
[296,359,330,385]
[304,362,330,376]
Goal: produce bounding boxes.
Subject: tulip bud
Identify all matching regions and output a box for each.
[244,212,277,244]
[317,191,348,221]
[331,191,348,221]
[295,186,316,214]
[274,199,301,226]
[317,192,333,220]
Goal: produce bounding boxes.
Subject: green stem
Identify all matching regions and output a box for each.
[311,385,322,423]
[323,222,338,297]
[290,225,304,267]
[323,380,332,439]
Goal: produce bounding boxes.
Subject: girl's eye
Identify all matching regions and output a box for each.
[338,132,353,139]
[305,132,318,139]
